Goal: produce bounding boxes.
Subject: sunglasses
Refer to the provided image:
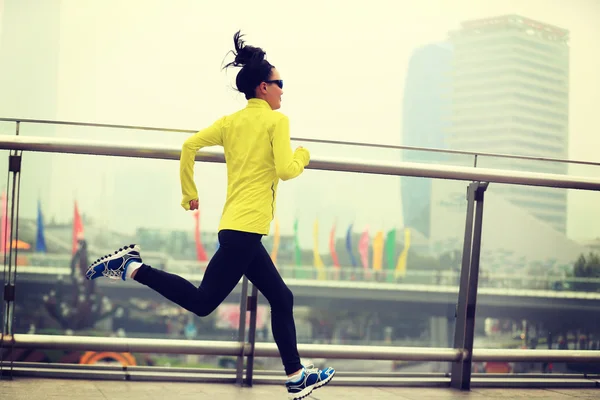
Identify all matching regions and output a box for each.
[264,79,283,89]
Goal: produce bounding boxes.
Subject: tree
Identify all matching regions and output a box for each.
[571,253,600,292]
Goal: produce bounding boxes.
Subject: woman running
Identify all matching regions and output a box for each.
[86,30,335,399]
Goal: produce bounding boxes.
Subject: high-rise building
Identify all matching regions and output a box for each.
[447,15,570,233]
[401,43,452,238]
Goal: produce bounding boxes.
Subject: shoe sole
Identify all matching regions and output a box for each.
[288,385,314,400]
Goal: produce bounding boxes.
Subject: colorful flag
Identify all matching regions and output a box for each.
[345,224,357,267]
[36,199,47,253]
[72,201,85,255]
[293,218,301,265]
[329,221,340,268]
[384,229,397,282]
[270,217,280,266]
[192,209,208,262]
[372,231,384,271]
[0,191,10,254]
[395,228,411,278]
[293,218,302,277]
[313,219,326,280]
[358,228,370,270]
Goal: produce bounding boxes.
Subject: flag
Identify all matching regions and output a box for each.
[36,199,47,253]
[345,224,357,267]
[395,228,411,278]
[358,228,370,270]
[293,218,302,277]
[372,231,384,271]
[312,219,326,280]
[329,221,340,268]
[72,201,85,255]
[270,217,280,266]
[193,209,208,262]
[0,191,10,254]
[384,229,396,282]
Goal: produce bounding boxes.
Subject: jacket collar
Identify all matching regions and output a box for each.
[246,98,272,110]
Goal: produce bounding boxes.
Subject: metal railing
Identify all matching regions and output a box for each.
[7,333,600,363]
[15,260,600,292]
[14,264,600,298]
[1,134,600,189]
[2,119,600,390]
[2,117,600,167]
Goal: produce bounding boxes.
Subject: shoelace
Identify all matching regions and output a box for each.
[102,264,124,280]
[303,364,319,374]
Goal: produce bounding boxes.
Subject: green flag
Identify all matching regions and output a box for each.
[293,218,301,267]
[385,229,396,282]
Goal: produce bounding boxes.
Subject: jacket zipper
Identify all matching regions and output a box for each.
[270,182,275,219]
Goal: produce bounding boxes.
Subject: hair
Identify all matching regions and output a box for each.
[223,31,274,100]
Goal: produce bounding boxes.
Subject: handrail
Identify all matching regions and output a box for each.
[17,263,600,287]
[1,135,600,190]
[5,334,600,363]
[1,117,599,167]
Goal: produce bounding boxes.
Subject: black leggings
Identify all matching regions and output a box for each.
[134,229,303,375]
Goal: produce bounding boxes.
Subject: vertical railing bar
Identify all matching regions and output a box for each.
[235,277,249,385]
[245,284,259,386]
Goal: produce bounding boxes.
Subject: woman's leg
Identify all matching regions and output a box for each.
[244,243,303,375]
[134,230,262,317]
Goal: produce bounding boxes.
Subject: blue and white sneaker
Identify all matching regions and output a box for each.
[286,364,335,400]
[85,244,142,281]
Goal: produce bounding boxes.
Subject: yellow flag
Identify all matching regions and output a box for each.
[372,231,385,271]
[270,217,280,265]
[395,228,411,278]
[313,219,326,280]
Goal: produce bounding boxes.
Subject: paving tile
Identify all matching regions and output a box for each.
[1,378,600,399]
[545,388,600,398]
[379,386,489,400]
[307,386,413,400]
[470,388,575,398]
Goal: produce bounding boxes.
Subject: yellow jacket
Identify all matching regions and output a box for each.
[180,98,310,235]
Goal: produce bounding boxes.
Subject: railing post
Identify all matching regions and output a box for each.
[244,283,259,386]
[1,123,23,380]
[451,181,488,390]
[235,276,249,386]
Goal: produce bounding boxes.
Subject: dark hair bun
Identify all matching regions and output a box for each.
[222,30,274,100]
[228,30,266,67]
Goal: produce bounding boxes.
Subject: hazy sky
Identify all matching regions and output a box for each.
[1,0,599,247]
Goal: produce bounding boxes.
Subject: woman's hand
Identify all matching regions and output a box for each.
[189,199,199,210]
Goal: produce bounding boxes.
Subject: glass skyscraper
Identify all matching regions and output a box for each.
[448,15,570,233]
[401,43,452,238]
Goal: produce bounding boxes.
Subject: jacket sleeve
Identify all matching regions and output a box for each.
[180,117,225,210]
[271,115,310,181]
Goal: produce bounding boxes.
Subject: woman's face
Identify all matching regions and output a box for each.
[258,68,284,110]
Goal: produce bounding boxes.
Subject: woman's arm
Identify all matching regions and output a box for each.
[271,115,310,181]
[180,117,225,210]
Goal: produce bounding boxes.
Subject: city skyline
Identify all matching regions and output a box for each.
[1,1,599,248]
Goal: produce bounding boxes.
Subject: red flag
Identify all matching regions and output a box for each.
[72,201,85,254]
[1,191,10,253]
[358,228,370,270]
[193,210,207,262]
[329,222,340,268]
